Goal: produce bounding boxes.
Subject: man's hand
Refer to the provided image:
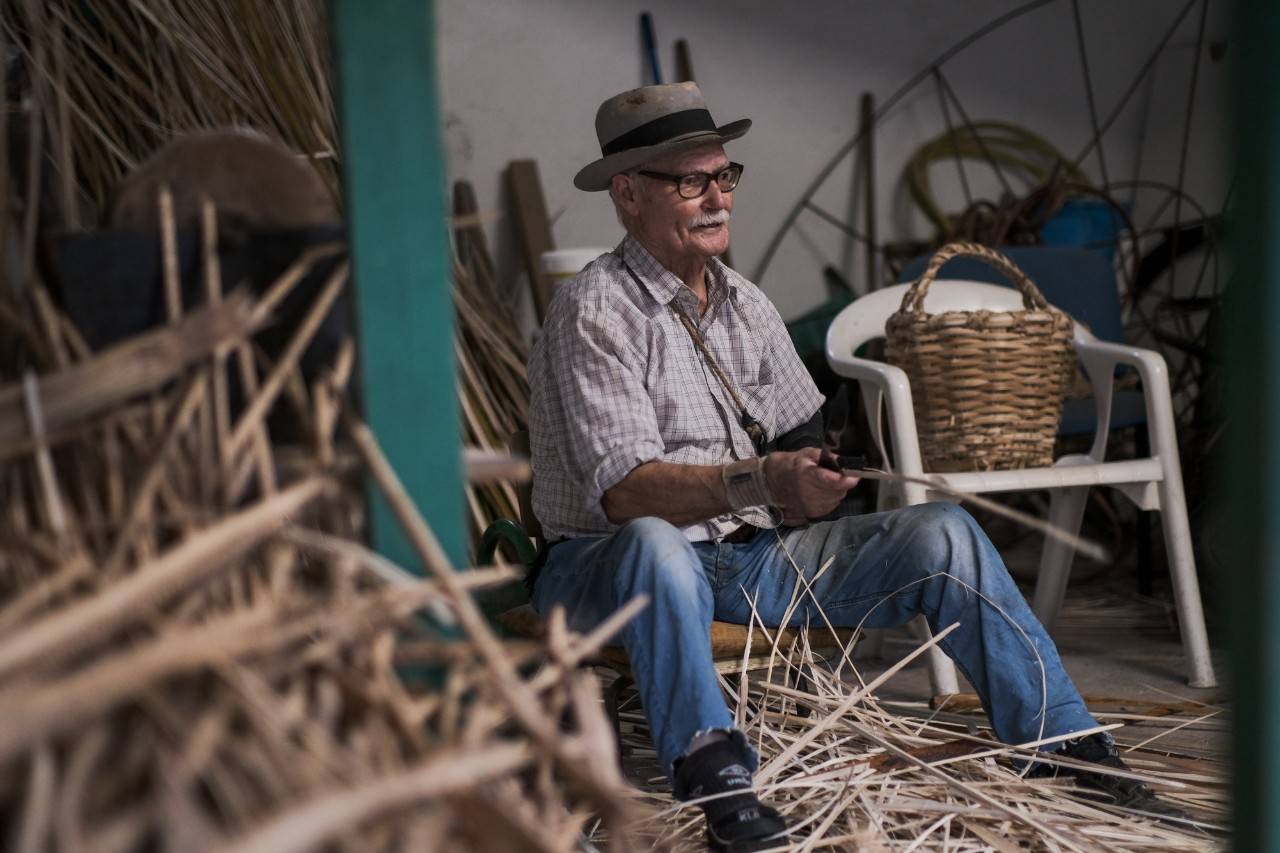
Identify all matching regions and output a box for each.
[764,448,860,526]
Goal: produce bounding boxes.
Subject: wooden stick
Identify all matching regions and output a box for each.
[213,743,534,853]
[29,282,71,368]
[847,467,1110,562]
[20,6,45,291]
[248,243,346,328]
[15,742,55,853]
[52,20,78,231]
[159,185,181,324]
[22,372,70,540]
[311,337,353,467]
[54,724,109,853]
[201,197,231,485]
[0,25,8,283]
[55,311,90,361]
[0,477,328,684]
[0,293,262,452]
[235,339,277,497]
[522,596,651,698]
[195,371,218,509]
[0,552,91,638]
[224,340,279,504]
[226,262,348,461]
[462,448,531,485]
[283,524,516,593]
[101,376,207,573]
[934,691,1212,718]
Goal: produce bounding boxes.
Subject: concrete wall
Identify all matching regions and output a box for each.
[438,0,1231,323]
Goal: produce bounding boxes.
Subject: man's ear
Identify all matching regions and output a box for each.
[611,173,642,217]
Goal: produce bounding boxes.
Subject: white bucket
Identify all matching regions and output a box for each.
[539,248,611,289]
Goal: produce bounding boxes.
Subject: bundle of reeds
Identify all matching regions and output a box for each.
[0,216,639,850]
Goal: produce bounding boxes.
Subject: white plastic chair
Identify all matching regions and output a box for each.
[825,280,1216,690]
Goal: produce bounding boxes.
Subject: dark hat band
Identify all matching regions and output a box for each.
[600,108,718,156]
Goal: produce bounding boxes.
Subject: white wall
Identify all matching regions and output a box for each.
[438,0,1231,323]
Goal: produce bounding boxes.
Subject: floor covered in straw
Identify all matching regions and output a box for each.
[604,554,1227,851]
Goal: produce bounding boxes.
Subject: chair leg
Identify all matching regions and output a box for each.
[604,673,633,759]
[1135,429,1154,596]
[910,615,960,696]
[1136,509,1154,596]
[862,628,887,660]
[1156,480,1217,688]
[792,663,814,718]
[1031,487,1090,631]
[899,487,960,695]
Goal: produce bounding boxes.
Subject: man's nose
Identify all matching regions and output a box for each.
[703,181,728,208]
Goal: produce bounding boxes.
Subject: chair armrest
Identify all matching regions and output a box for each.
[823,353,927,480]
[1072,339,1174,462]
[1073,339,1169,381]
[478,518,538,566]
[827,351,910,390]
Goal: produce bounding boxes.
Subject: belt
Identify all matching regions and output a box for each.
[723,523,759,544]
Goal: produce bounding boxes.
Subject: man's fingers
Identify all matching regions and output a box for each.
[809,467,859,491]
[810,467,843,484]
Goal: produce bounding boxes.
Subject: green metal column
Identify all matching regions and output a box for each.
[1230,0,1280,848]
[330,0,464,569]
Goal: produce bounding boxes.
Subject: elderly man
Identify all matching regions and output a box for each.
[528,82,1174,851]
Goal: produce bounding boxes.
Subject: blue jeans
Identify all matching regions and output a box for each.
[531,503,1098,777]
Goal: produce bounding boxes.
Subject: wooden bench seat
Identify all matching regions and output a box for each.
[497,603,857,676]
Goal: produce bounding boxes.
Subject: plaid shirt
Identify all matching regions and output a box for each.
[529,234,825,541]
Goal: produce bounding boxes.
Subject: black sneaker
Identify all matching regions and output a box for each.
[1041,733,1189,820]
[674,740,789,852]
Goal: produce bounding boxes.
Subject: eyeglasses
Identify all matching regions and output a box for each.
[636,162,744,199]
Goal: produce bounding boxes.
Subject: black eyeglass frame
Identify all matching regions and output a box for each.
[636,162,745,199]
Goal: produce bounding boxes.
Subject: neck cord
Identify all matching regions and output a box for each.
[619,257,768,455]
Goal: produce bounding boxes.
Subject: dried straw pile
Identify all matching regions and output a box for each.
[4,0,534,548]
[608,609,1226,851]
[0,226,639,850]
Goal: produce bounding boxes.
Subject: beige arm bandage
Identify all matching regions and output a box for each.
[721,457,775,511]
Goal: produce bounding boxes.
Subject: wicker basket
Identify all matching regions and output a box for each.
[885,242,1076,472]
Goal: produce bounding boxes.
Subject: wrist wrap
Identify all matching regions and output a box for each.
[722,457,774,511]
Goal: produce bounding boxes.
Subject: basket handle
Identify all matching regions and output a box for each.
[900,241,1050,314]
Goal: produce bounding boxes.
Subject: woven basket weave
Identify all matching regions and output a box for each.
[885,242,1076,472]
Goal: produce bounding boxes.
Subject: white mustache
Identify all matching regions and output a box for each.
[688,210,730,228]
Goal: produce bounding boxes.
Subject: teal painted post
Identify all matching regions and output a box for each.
[330,0,464,570]
[1230,0,1280,849]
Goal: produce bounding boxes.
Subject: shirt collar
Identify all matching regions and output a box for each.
[619,234,739,316]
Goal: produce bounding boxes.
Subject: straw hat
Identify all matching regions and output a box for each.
[573,82,751,192]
